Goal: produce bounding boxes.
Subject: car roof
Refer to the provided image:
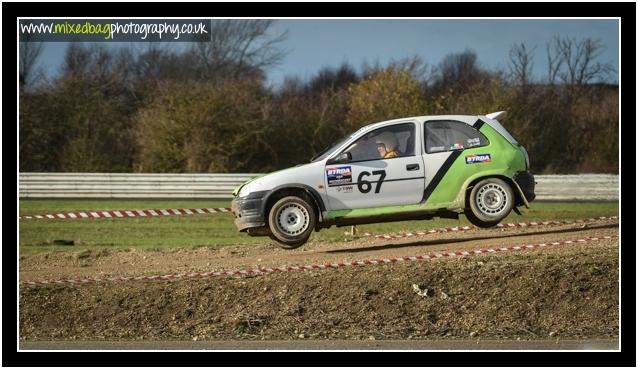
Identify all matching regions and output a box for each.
[326,113,503,161]
[357,114,481,133]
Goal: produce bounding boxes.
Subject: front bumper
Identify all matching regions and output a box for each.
[513,171,536,203]
[230,191,268,232]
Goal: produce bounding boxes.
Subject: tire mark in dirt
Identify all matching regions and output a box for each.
[329,223,618,254]
[22,234,617,288]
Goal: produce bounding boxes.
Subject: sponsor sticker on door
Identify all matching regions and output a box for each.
[336,185,353,193]
[465,153,492,164]
[327,166,352,186]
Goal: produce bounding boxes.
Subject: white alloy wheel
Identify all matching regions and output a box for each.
[275,203,310,236]
[467,178,515,227]
[268,195,316,249]
[475,182,509,218]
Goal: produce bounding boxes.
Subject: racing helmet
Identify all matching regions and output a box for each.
[374,131,399,152]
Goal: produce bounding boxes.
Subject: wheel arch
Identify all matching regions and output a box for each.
[463,174,524,209]
[262,184,325,224]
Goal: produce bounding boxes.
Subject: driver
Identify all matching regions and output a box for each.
[375,131,401,159]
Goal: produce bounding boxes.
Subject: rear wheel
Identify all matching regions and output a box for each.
[466,178,514,228]
[267,196,316,249]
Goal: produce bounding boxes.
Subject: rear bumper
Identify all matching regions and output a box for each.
[513,171,536,203]
[230,191,268,232]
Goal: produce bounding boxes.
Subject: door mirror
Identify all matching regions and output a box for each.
[327,151,352,165]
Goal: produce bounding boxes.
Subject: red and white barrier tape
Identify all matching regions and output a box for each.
[21,234,617,288]
[362,216,618,240]
[19,207,232,220]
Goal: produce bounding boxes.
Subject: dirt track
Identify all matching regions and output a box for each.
[19,219,619,342]
[19,218,618,281]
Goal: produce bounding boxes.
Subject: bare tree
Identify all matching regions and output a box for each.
[61,43,93,77]
[546,39,563,85]
[389,55,430,82]
[547,35,614,86]
[131,43,168,81]
[508,42,536,86]
[192,19,288,81]
[433,50,484,89]
[19,39,44,87]
[308,63,359,94]
[61,43,119,81]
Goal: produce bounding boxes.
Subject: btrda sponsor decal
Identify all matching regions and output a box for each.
[326,166,352,186]
[465,154,492,164]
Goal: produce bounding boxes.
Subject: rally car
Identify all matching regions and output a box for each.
[231,112,535,249]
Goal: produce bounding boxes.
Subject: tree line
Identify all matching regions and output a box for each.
[19,21,618,174]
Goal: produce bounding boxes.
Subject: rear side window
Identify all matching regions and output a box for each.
[424,120,489,153]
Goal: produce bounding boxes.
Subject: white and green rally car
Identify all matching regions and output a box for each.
[231,112,536,249]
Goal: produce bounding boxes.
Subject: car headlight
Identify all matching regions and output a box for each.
[238,185,251,198]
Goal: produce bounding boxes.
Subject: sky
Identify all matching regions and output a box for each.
[33,19,619,87]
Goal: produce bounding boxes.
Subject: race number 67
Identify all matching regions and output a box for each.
[357,170,387,194]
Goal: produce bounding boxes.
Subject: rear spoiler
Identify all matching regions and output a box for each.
[485,111,506,120]
[482,111,519,146]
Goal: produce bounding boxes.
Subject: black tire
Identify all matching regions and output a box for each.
[267,196,316,249]
[466,178,514,228]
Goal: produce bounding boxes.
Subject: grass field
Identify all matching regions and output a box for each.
[18,199,619,254]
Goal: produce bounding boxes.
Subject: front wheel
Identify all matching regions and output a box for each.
[466,178,514,228]
[267,196,316,249]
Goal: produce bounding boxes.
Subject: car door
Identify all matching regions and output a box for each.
[325,122,425,211]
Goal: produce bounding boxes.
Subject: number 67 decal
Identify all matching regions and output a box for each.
[357,170,387,194]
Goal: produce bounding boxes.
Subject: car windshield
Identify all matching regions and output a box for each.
[310,126,370,163]
[310,136,349,162]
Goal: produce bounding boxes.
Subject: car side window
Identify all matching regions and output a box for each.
[342,123,415,162]
[424,120,489,153]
